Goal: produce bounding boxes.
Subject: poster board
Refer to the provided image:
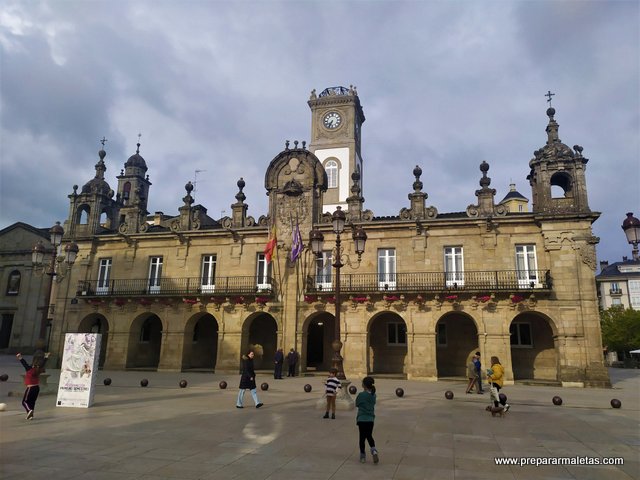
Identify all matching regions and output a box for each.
[56,333,101,408]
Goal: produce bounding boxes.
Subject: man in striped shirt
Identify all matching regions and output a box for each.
[323,367,342,419]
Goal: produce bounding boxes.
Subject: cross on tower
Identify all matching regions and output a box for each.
[100,136,108,147]
[136,133,142,153]
[545,90,555,106]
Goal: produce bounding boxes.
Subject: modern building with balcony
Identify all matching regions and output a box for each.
[596,258,640,310]
[45,87,609,387]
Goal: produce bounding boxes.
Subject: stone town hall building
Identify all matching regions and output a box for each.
[42,86,608,386]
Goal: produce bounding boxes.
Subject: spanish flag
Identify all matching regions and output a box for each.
[264,226,277,264]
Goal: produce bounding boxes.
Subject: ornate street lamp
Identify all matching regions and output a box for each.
[310,206,367,380]
[622,212,640,261]
[32,222,79,344]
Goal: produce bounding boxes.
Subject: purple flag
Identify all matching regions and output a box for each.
[291,221,303,262]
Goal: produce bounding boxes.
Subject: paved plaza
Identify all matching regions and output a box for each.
[0,355,638,480]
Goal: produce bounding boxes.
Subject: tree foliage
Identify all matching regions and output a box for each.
[600,307,640,355]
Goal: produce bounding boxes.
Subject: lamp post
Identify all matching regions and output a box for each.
[310,206,367,380]
[32,222,79,346]
[622,212,640,261]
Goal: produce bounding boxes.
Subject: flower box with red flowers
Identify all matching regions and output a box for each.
[113,298,126,306]
[477,295,492,303]
[211,297,225,305]
[182,298,198,305]
[325,296,336,304]
[351,296,369,304]
[88,299,103,306]
[383,295,400,302]
[304,295,318,304]
[232,296,245,305]
[415,295,425,304]
[138,298,152,306]
[255,296,270,305]
[510,294,525,304]
[444,295,458,302]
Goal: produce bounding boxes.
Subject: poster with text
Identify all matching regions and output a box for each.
[56,333,101,408]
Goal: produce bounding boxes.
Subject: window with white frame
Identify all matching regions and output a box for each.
[97,258,112,294]
[444,247,464,287]
[515,245,539,287]
[436,323,447,346]
[201,255,217,292]
[315,251,333,290]
[510,322,533,347]
[612,298,623,306]
[387,322,407,346]
[256,253,272,291]
[378,248,396,290]
[148,257,163,293]
[629,280,640,310]
[326,160,338,189]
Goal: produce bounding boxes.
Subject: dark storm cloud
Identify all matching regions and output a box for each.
[0,0,638,266]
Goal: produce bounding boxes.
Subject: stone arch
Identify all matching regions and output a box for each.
[302,310,335,372]
[75,204,90,224]
[77,314,110,368]
[126,312,163,369]
[509,311,559,381]
[182,312,219,371]
[435,311,479,377]
[366,310,408,375]
[241,312,279,370]
[550,171,572,198]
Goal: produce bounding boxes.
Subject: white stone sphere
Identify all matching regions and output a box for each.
[0,403,7,411]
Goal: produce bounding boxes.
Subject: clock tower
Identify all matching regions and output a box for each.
[308,86,365,213]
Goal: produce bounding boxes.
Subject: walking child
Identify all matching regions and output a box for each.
[17,352,49,420]
[355,376,379,464]
[323,367,341,419]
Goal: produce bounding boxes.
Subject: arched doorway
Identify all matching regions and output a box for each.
[304,312,335,372]
[510,312,558,381]
[368,311,407,375]
[242,313,278,370]
[77,314,109,368]
[182,313,219,371]
[435,312,478,377]
[126,313,163,369]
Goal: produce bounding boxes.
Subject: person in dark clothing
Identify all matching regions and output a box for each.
[236,350,263,408]
[286,348,299,377]
[473,351,484,394]
[356,376,379,464]
[17,352,49,420]
[274,348,284,379]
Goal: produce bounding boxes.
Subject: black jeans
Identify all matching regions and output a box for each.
[491,383,506,408]
[357,421,375,453]
[22,385,40,412]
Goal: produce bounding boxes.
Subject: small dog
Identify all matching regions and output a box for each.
[486,405,507,418]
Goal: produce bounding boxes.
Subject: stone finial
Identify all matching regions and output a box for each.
[235,177,246,203]
[294,140,299,149]
[285,140,290,150]
[302,141,306,150]
[412,165,423,193]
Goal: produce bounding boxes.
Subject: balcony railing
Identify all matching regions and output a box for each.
[609,288,623,295]
[306,269,552,294]
[77,276,274,298]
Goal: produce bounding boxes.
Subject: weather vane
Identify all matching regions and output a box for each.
[545,90,555,107]
[100,136,108,148]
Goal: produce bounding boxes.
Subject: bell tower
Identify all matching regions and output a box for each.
[527,106,590,214]
[308,86,365,213]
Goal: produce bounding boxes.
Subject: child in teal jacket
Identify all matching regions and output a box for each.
[355,376,379,464]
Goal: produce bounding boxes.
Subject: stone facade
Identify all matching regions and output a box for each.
[43,87,609,387]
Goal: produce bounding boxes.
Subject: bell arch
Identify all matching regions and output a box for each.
[435,311,479,377]
[182,312,219,371]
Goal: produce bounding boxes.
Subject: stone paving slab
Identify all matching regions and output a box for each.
[0,355,638,480]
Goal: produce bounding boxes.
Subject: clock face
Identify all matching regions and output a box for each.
[323,111,342,129]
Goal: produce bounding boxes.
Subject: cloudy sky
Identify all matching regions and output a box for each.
[1,0,638,267]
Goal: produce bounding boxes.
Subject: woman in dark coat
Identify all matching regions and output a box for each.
[236,350,263,408]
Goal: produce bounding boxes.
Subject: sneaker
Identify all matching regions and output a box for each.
[323,412,329,419]
[236,405,243,409]
[26,410,34,420]
[504,404,510,412]
[371,448,379,464]
[256,403,264,408]
[359,453,366,463]
[331,413,335,419]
